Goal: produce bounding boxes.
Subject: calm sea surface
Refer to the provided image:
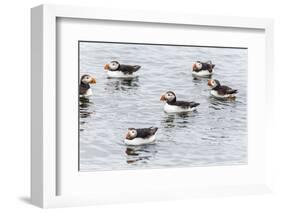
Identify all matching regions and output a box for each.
[79,42,247,171]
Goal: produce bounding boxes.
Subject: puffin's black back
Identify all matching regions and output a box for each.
[118,64,141,73]
[135,127,158,138]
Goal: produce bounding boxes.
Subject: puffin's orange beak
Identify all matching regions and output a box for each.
[125,132,130,140]
[104,64,110,71]
[160,95,166,101]
[90,77,96,84]
[192,64,196,70]
[207,79,212,86]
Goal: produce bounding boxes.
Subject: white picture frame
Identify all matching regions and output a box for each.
[31,4,274,208]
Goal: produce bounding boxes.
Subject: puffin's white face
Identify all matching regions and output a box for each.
[160,91,176,102]
[81,75,96,84]
[207,79,218,88]
[126,128,137,140]
[194,62,203,70]
[109,61,120,70]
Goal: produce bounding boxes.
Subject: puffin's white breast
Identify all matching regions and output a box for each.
[192,69,213,77]
[107,71,138,79]
[210,90,235,99]
[124,135,156,146]
[164,103,196,113]
[80,88,93,98]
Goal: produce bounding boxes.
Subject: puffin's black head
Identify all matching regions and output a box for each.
[208,79,220,89]
[125,128,137,140]
[80,74,96,85]
[104,61,120,71]
[160,91,176,103]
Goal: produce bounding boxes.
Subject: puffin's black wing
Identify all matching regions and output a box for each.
[218,85,238,95]
[201,62,215,72]
[119,64,141,74]
[173,101,200,108]
[136,127,158,139]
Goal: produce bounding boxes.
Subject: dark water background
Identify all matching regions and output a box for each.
[79,42,247,171]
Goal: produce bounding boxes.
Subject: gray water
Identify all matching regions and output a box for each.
[79,42,247,172]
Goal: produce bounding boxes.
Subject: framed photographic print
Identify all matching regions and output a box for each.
[31,4,274,208]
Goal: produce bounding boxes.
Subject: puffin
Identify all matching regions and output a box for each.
[79,74,96,97]
[160,91,200,113]
[208,79,237,99]
[124,127,158,145]
[192,61,215,77]
[104,61,141,78]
